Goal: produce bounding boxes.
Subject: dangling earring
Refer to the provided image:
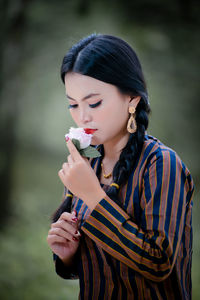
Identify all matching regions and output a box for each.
[127,107,137,133]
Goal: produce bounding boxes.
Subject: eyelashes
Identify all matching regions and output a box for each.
[89,100,102,108]
[68,104,77,109]
[68,100,102,109]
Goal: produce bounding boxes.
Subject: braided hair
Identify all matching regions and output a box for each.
[52,34,151,222]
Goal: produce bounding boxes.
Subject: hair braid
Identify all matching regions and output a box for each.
[106,98,150,204]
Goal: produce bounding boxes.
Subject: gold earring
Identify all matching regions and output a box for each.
[127,107,137,133]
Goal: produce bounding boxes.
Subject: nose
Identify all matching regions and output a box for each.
[79,108,92,124]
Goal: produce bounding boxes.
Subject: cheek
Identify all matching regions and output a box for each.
[106,104,128,124]
[96,103,120,121]
[70,110,79,123]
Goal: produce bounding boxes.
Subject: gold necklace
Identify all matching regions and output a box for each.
[101,162,112,179]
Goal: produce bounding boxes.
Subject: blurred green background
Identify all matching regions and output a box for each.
[0,0,199,299]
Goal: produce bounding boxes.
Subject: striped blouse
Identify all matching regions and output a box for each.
[53,135,194,300]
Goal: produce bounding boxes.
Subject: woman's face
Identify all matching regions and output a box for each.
[65,72,139,146]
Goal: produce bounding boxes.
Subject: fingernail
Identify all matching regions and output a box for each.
[72,210,77,216]
[75,230,81,236]
[72,217,78,222]
[65,136,69,142]
[72,237,79,242]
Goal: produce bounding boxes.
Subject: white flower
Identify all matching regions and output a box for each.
[65,127,93,149]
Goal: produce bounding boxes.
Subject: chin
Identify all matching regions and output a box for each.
[91,136,101,146]
[91,141,99,146]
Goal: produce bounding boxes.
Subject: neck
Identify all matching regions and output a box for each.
[103,132,130,162]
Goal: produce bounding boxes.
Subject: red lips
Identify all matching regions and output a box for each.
[84,128,97,134]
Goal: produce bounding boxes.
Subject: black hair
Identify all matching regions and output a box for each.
[52,33,151,222]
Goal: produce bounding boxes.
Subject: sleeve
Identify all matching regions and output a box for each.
[53,252,79,280]
[81,149,194,282]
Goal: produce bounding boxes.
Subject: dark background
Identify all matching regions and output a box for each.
[0,0,199,299]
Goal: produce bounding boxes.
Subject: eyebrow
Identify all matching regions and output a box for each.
[66,93,101,101]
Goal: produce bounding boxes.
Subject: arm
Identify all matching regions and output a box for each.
[81,150,194,282]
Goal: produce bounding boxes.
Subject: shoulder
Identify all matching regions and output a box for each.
[142,134,184,168]
[143,134,176,155]
[141,135,194,191]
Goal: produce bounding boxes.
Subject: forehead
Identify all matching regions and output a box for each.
[64,72,119,97]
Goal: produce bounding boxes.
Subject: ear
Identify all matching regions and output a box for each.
[129,96,141,108]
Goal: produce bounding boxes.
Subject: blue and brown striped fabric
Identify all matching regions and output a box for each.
[54,135,194,300]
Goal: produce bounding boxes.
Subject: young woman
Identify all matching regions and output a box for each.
[47,34,194,300]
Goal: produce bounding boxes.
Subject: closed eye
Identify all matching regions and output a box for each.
[68,104,78,109]
[89,100,102,108]
[68,100,102,109]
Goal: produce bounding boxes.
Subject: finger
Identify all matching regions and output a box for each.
[47,234,67,245]
[50,226,80,239]
[51,219,81,236]
[62,162,69,172]
[66,139,83,162]
[67,154,74,166]
[49,227,80,242]
[58,169,66,183]
[60,212,78,223]
[82,156,91,165]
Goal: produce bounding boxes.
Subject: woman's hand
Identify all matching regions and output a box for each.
[47,211,80,265]
[58,139,106,210]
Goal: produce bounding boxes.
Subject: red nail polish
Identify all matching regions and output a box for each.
[72,237,78,242]
[65,136,69,142]
[72,217,78,222]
